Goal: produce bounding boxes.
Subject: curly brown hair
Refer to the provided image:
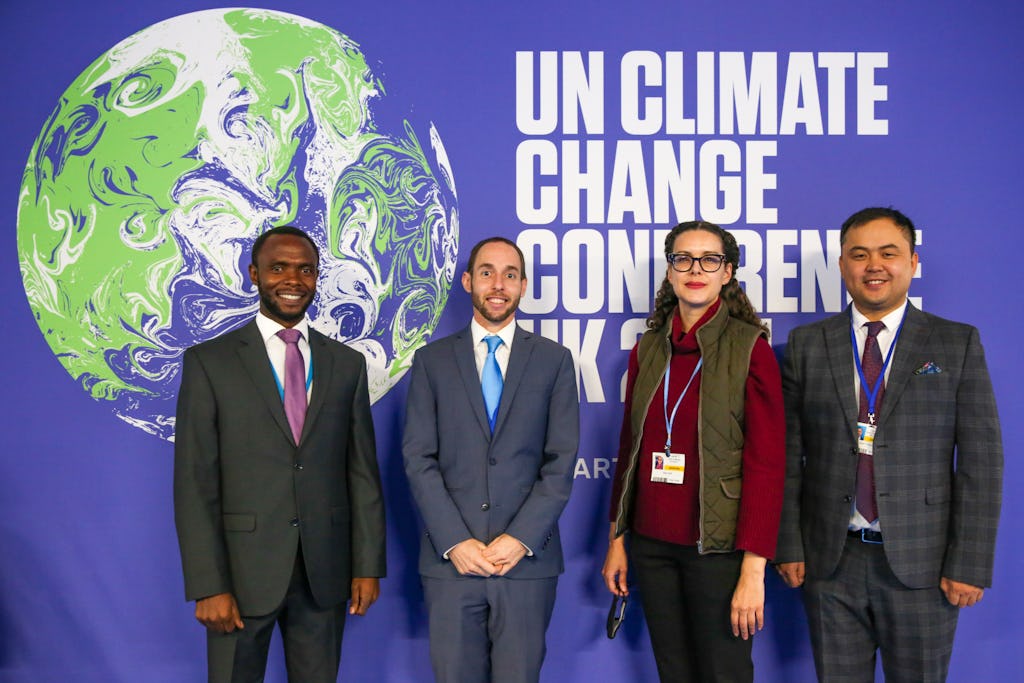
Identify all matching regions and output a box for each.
[646,221,768,336]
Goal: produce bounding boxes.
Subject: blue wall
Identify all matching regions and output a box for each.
[2,1,1021,680]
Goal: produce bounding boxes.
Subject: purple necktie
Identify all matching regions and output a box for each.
[856,321,885,522]
[277,328,307,444]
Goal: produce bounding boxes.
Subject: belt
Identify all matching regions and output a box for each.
[848,528,883,544]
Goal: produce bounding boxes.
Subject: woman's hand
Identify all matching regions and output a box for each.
[730,551,767,640]
[602,527,629,597]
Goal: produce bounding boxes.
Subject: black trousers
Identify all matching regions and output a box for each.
[206,545,347,683]
[631,534,752,683]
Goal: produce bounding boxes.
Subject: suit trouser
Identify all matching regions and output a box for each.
[422,574,558,683]
[803,535,959,683]
[631,534,753,683]
[207,546,346,683]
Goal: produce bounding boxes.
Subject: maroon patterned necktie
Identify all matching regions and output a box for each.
[277,328,307,444]
[856,321,885,522]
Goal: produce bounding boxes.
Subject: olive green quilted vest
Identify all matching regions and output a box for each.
[613,304,764,553]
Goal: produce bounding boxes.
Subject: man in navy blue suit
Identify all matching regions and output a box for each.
[403,236,579,683]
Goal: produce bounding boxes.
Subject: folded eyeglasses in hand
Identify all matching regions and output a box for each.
[606,595,627,639]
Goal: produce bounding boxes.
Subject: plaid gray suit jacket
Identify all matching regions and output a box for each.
[776,304,1002,589]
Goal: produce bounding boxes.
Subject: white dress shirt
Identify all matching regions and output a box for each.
[848,299,908,532]
[470,318,516,379]
[255,312,313,402]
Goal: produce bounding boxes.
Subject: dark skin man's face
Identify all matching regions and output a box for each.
[248,234,318,328]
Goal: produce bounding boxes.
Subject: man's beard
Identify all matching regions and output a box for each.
[473,291,519,325]
[260,289,311,324]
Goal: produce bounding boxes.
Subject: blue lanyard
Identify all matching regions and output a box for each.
[270,350,314,402]
[663,358,703,453]
[850,308,906,424]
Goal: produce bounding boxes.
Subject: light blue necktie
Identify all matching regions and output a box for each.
[482,335,504,432]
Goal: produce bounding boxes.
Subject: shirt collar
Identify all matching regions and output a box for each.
[471,317,517,350]
[255,311,311,345]
[851,299,908,332]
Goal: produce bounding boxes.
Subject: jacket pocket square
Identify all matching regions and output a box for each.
[913,361,942,375]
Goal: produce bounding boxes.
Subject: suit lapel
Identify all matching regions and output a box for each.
[877,304,929,425]
[454,327,493,437]
[302,329,334,445]
[825,308,860,437]
[493,325,534,435]
[236,320,295,444]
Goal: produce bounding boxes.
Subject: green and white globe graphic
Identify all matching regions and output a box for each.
[17,8,459,440]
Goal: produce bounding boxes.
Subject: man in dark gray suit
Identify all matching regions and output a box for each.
[403,236,579,683]
[174,226,386,683]
[776,208,1003,682]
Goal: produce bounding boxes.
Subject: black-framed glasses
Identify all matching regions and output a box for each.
[606,595,627,639]
[667,253,726,273]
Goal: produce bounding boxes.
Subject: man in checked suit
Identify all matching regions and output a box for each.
[776,208,1003,682]
[175,226,386,682]
[403,236,579,683]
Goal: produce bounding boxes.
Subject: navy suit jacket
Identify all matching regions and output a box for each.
[174,320,386,615]
[776,304,1003,589]
[403,323,579,579]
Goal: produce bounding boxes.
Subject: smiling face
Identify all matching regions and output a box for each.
[461,240,527,332]
[839,217,919,321]
[249,234,319,327]
[667,228,733,328]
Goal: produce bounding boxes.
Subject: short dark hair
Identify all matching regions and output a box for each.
[465,237,526,274]
[251,226,320,265]
[840,207,917,254]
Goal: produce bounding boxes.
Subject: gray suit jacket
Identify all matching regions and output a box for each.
[776,304,1002,589]
[403,324,579,579]
[174,320,386,615]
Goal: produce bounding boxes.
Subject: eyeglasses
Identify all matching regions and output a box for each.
[606,595,627,639]
[667,253,727,273]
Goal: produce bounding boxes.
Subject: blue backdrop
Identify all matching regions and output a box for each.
[2,1,1021,681]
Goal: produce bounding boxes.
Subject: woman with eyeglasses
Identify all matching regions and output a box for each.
[602,221,785,682]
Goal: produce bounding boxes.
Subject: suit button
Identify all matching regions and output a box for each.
[481,503,490,511]
[489,458,497,465]
[290,518,300,527]
[294,462,304,470]
[843,495,852,503]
